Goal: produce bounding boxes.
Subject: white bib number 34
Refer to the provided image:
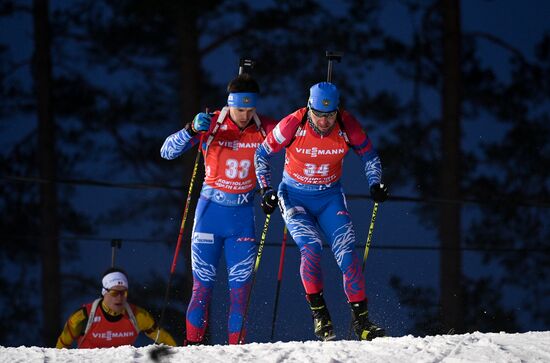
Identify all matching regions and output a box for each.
[304,163,329,176]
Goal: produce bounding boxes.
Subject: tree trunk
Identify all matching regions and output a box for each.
[179,18,202,124]
[439,0,463,333]
[33,0,60,346]
[177,4,203,324]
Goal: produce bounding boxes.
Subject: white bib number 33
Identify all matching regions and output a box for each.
[225,158,251,179]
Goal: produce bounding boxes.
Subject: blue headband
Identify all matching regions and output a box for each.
[227,92,258,108]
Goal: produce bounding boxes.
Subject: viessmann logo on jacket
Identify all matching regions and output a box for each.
[91,330,136,341]
[217,140,260,150]
[295,147,346,157]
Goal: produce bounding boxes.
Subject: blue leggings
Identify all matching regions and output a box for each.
[186,196,256,344]
[278,183,366,303]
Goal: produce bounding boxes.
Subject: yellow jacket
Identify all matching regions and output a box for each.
[56,299,176,348]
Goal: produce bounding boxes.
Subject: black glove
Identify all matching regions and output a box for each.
[370,183,388,203]
[260,188,278,215]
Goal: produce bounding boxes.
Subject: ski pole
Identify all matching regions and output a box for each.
[270,226,288,341]
[347,201,379,339]
[156,142,202,343]
[238,213,271,344]
[361,202,378,271]
[110,239,122,267]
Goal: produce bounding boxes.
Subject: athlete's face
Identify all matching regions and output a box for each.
[103,287,128,314]
[309,109,337,133]
[229,107,256,129]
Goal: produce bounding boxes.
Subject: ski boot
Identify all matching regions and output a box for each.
[306,291,336,341]
[350,299,386,341]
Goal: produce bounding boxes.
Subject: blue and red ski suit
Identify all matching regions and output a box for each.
[161,108,275,344]
[255,108,382,303]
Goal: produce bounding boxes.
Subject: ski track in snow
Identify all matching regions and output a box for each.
[0,331,549,363]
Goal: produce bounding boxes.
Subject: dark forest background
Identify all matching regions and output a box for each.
[1,0,548,346]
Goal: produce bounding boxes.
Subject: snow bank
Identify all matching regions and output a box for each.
[1,331,549,363]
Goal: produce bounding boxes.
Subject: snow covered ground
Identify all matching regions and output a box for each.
[1,331,549,363]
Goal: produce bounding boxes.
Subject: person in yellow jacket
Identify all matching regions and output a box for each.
[56,267,176,348]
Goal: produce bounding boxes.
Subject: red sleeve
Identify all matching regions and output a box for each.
[263,109,305,154]
[340,110,374,155]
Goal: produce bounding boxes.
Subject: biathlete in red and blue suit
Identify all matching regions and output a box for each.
[254,81,389,341]
[161,73,276,345]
